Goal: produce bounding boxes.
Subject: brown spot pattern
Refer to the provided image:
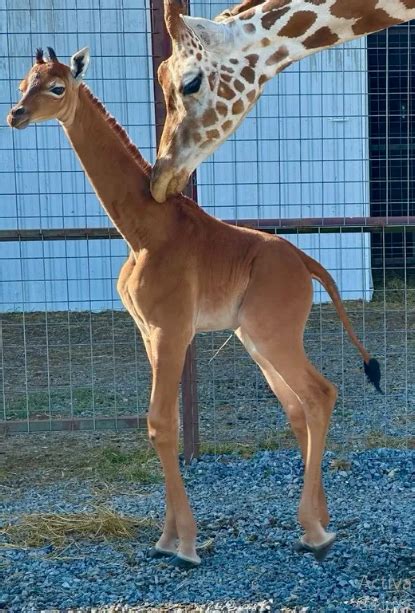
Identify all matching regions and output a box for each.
[247,89,257,102]
[181,127,191,147]
[305,0,325,4]
[246,54,259,67]
[232,100,245,115]
[218,81,236,100]
[259,74,268,87]
[261,6,291,30]
[262,0,290,11]
[221,73,232,83]
[303,27,339,49]
[230,58,239,65]
[265,46,289,65]
[196,52,202,60]
[206,129,220,139]
[222,120,233,131]
[278,11,317,37]
[216,102,228,116]
[330,0,376,19]
[261,37,271,46]
[402,0,415,7]
[241,65,256,84]
[243,23,256,33]
[202,108,219,127]
[352,10,402,35]
[193,132,202,143]
[234,79,245,93]
[208,72,217,91]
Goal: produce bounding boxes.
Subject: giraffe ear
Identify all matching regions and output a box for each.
[182,16,233,49]
[70,47,90,81]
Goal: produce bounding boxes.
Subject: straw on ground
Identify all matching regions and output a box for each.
[0,506,160,550]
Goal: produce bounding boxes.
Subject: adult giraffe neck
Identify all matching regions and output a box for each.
[233,0,414,81]
[62,84,158,251]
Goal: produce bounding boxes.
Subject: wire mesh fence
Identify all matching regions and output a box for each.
[198,224,414,452]
[1,0,155,434]
[0,0,413,451]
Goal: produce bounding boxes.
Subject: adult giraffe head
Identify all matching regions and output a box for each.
[151,0,415,202]
[150,0,273,203]
[7,47,90,130]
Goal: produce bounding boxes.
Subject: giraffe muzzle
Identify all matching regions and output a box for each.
[151,160,189,203]
[7,106,31,130]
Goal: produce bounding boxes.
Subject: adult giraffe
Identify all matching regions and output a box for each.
[8,48,381,567]
[150,0,415,202]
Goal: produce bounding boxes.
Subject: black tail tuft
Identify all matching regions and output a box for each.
[364,358,384,394]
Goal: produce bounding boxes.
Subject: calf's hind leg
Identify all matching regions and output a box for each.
[237,331,330,528]
[237,328,337,560]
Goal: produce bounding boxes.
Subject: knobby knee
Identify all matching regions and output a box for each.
[303,378,337,421]
[147,413,178,446]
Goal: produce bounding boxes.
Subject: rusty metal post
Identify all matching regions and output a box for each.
[150,0,200,463]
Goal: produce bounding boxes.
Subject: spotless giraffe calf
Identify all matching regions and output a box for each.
[8,48,382,567]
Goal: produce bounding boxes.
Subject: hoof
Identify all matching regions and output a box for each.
[149,546,175,559]
[295,533,336,562]
[169,554,201,570]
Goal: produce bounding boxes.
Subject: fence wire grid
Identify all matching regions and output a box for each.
[0,0,414,452]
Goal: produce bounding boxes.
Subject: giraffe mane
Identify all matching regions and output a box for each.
[215,0,264,20]
[82,84,204,212]
[232,0,265,14]
[81,84,151,176]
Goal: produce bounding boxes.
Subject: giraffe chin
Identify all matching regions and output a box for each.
[150,178,171,204]
[7,114,31,130]
[150,166,189,203]
[165,170,189,200]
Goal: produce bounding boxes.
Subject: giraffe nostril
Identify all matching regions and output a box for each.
[13,106,26,117]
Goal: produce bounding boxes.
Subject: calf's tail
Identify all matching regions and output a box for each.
[300,251,383,394]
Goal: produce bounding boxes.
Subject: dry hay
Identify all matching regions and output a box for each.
[0,505,160,550]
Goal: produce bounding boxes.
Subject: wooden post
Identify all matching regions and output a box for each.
[150,0,200,463]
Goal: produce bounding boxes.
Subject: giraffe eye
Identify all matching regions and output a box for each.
[181,73,203,96]
[50,86,65,96]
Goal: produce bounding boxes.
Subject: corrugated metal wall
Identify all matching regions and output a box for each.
[0,0,372,311]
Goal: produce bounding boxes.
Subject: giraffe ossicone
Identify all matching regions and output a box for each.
[150,0,415,203]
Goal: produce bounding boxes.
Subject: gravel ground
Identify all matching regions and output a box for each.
[0,447,413,612]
